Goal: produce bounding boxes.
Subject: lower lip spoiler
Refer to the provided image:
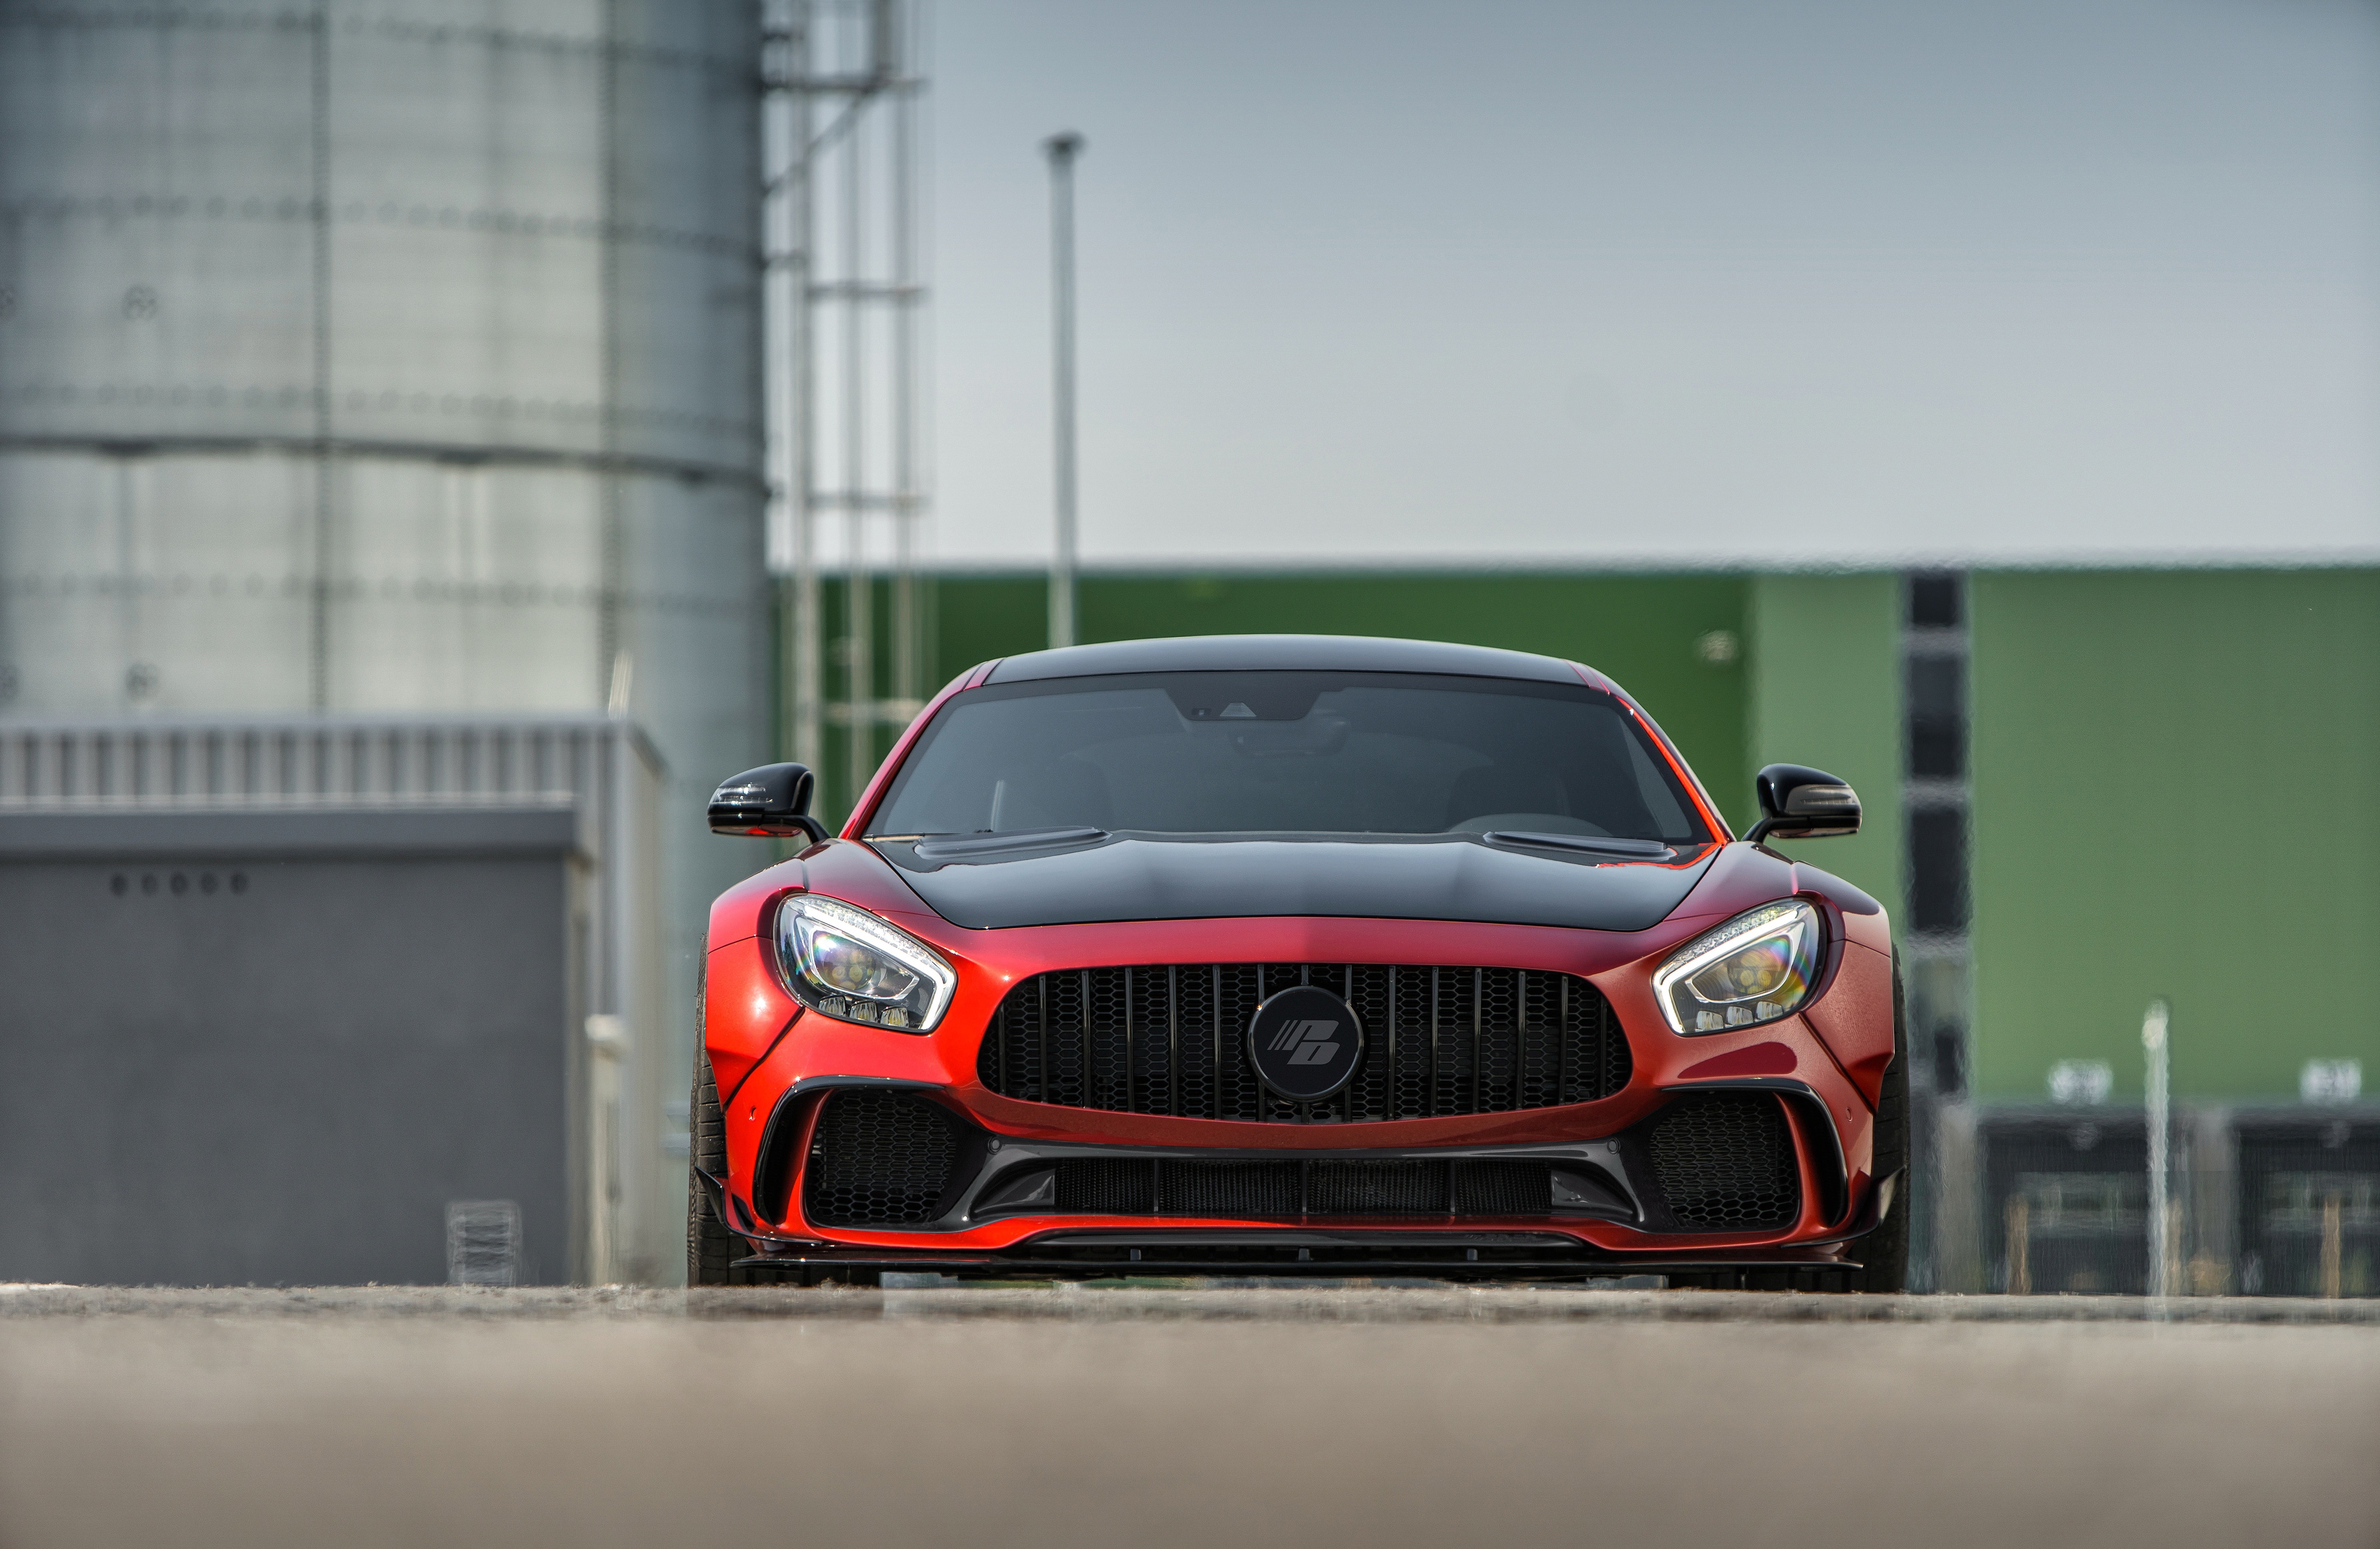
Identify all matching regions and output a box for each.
[732,1235,1863,1285]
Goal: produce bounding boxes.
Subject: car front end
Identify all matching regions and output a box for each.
[693,636,1904,1289]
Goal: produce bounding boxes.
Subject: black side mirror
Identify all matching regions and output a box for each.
[1745,763,1860,844]
[708,763,829,842]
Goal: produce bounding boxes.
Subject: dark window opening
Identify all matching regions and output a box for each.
[1933,1028,1967,1098]
[1909,574,1962,630]
[1906,656,1966,780]
[1907,806,1969,933]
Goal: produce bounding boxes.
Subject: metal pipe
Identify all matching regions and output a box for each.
[842,34,873,819]
[779,3,824,791]
[2144,998,2171,1299]
[309,1,333,711]
[891,0,919,711]
[1044,131,1084,651]
[768,0,927,813]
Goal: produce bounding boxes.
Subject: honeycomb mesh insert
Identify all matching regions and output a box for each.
[1056,1158,1156,1214]
[1306,1160,1450,1214]
[802,1089,962,1228]
[1037,1158,1560,1218]
[1164,1160,1301,1215]
[1646,1092,1800,1231]
[1453,1159,1552,1215]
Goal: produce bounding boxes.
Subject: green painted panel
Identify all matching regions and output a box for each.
[933,574,1046,685]
[1970,569,2380,1100]
[1748,573,1905,927]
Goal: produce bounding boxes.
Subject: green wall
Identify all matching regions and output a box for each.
[1747,573,1905,924]
[1970,569,2380,1100]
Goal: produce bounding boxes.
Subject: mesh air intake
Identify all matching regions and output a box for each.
[1645,1092,1800,1232]
[802,1089,962,1228]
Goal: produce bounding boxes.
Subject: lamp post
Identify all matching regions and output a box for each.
[1044,131,1084,650]
[2143,998,2172,1300]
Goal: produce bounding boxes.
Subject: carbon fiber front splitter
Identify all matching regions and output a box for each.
[731,1232,1862,1286]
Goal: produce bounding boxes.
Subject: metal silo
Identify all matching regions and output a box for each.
[0,1,769,1206]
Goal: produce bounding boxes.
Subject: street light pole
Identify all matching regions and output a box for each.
[1044,131,1084,650]
[2144,998,2173,1300]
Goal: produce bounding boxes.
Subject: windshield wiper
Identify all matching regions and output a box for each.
[906,827,1110,863]
[1483,831,1678,863]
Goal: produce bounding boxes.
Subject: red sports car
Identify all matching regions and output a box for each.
[690,636,1905,1290]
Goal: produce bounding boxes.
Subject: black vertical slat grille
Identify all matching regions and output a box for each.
[1174,966,1214,1119]
[1391,967,1432,1118]
[1045,973,1086,1109]
[979,963,1630,1121]
[1214,964,1266,1121]
[1431,969,1474,1117]
[1086,968,1129,1113]
[1131,967,1172,1117]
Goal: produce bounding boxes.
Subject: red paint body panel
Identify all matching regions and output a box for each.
[1665,841,1801,931]
[704,934,799,1106]
[699,653,1900,1267]
[1678,1042,1798,1081]
[1802,940,1897,1109]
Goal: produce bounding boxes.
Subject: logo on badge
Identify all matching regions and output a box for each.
[1246,985,1365,1102]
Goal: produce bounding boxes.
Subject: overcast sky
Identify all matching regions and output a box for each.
[917,0,2380,569]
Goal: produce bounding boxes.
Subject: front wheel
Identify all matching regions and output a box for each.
[686,1051,738,1286]
[1838,949,1912,1292]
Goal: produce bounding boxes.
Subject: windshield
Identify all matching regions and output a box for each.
[866,670,1714,845]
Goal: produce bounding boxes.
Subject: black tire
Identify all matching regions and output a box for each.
[1840,949,1912,1292]
[686,1050,738,1287]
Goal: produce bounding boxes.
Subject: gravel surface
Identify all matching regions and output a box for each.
[2,1285,2375,1548]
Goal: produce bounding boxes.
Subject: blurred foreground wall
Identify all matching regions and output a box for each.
[0,715,667,1285]
[0,3,775,1277]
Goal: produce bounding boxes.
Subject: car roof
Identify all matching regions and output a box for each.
[982,633,1587,685]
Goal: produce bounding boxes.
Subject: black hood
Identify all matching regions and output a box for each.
[872,833,1716,932]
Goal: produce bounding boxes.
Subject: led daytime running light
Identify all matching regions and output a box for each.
[775,894,957,1034]
[1651,898,1821,1036]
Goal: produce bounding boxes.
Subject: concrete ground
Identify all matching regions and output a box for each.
[2,1286,2376,1549]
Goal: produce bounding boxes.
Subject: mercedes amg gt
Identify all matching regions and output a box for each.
[690,634,1905,1289]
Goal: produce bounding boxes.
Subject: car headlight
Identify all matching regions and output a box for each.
[775,894,956,1034]
[1653,899,1822,1035]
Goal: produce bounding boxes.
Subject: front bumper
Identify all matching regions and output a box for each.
[702,908,1899,1275]
[701,1071,1891,1279]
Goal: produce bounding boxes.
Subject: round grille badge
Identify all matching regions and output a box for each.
[1247,985,1365,1103]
